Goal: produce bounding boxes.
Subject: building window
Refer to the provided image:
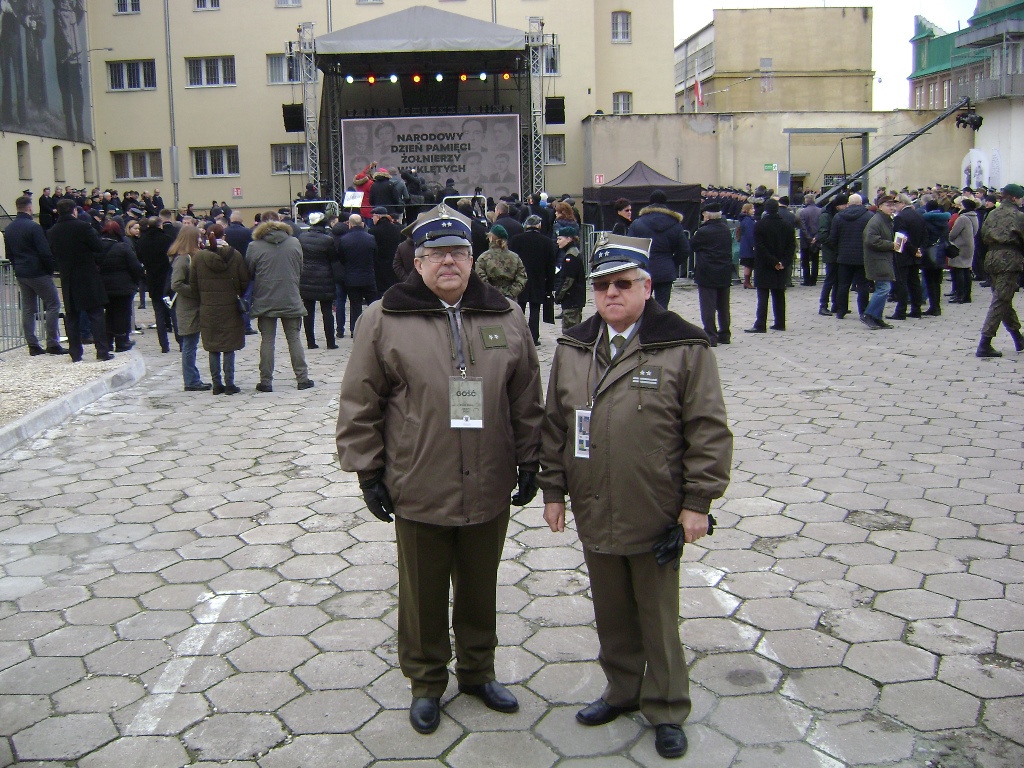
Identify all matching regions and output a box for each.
[107,60,157,91]
[267,54,300,85]
[53,147,65,182]
[543,135,565,165]
[17,141,31,180]
[186,56,235,87]
[611,11,631,42]
[544,44,560,76]
[271,144,305,174]
[928,82,935,108]
[192,146,240,177]
[356,0,383,4]
[112,150,163,181]
[914,84,923,109]
[276,0,301,5]
[115,0,141,13]
[83,149,94,184]
[612,91,632,115]
[194,0,219,9]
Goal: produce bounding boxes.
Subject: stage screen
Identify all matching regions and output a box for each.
[341,114,521,201]
[0,0,92,143]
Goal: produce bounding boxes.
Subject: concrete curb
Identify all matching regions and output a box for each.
[0,351,147,455]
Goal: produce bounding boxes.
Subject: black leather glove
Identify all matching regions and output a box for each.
[358,470,394,523]
[652,514,716,570]
[510,468,538,506]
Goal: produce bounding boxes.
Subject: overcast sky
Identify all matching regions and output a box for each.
[674,0,979,110]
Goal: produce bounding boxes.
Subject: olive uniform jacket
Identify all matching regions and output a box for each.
[336,271,543,526]
[539,299,733,556]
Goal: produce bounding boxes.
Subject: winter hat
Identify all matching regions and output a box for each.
[489,224,509,240]
[649,189,668,205]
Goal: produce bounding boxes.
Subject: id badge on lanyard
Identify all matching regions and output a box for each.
[450,376,484,428]
[574,409,591,458]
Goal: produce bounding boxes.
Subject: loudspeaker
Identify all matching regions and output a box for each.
[545,97,565,124]
[282,104,304,133]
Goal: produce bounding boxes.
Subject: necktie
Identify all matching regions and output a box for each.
[447,308,466,371]
[610,334,626,359]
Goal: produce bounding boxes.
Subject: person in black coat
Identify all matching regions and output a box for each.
[98,220,146,352]
[370,207,404,297]
[47,199,112,361]
[611,198,633,236]
[690,203,733,345]
[135,216,178,352]
[224,212,255,333]
[508,216,557,345]
[298,213,338,349]
[492,201,524,238]
[746,198,795,332]
[891,195,927,319]
[457,199,490,257]
[828,193,874,320]
[337,214,378,336]
[627,190,691,309]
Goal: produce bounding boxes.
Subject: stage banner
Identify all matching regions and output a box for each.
[341,114,521,200]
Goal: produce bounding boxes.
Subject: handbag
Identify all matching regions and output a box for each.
[236,295,250,314]
[946,243,960,264]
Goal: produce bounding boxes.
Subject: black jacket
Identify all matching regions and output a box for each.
[338,227,378,290]
[493,215,524,238]
[298,224,338,302]
[555,245,585,309]
[99,237,146,297]
[628,206,691,284]
[893,205,927,268]
[753,213,796,291]
[829,205,873,266]
[136,223,176,294]
[508,229,557,303]
[690,218,734,289]
[3,212,55,278]
[224,222,253,257]
[47,214,108,311]
[370,218,404,294]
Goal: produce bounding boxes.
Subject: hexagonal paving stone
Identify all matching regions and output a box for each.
[169,622,251,656]
[678,587,740,619]
[308,619,393,652]
[206,671,303,712]
[524,626,600,663]
[113,693,210,735]
[295,651,389,689]
[998,631,1024,662]
[0,656,84,694]
[0,693,51,737]
[78,736,190,768]
[756,629,849,669]
[938,654,1024,698]
[526,661,607,704]
[142,656,235,694]
[53,675,146,713]
[709,693,813,745]
[64,597,140,625]
[330,565,398,592]
[259,734,372,768]
[12,713,118,760]
[520,595,595,626]
[735,597,821,630]
[322,591,396,620]
[983,697,1024,747]
[720,571,796,600]
[183,713,286,761]
[878,679,981,731]
[845,564,923,591]
[958,599,1024,632]
[731,742,844,768]
[227,636,318,672]
[534,705,641,758]
[353,708,460,759]
[247,605,330,637]
[780,667,879,712]
[689,652,782,696]
[192,593,268,624]
[925,572,1004,601]
[874,589,956,621]
[806,711,915,765]
[906,617,996,656]
[843,640,937,684]
[682,618,761,654]
[32,625,116,657]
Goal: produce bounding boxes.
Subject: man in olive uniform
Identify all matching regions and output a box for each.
[539,234,732,760]
[336,203,544,735]
[977,183,1024,358]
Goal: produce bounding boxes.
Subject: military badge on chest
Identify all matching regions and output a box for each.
[629,365,662,390]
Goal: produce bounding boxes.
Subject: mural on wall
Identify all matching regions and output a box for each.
[961,149,989,190]
[0,0,92,143]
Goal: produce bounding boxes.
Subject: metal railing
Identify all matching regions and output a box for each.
[0,259,31,353]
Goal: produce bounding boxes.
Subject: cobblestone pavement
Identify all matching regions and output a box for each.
[1,284,1023,767]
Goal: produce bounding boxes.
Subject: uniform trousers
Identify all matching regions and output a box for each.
[835,264,869,318]
[517,295,542,344]
[697,286,730,343]
[891,264,923,317]
[395,510,510,698]
[584,548,692,727]
[754,287,785,330]
[981,271,1022,339]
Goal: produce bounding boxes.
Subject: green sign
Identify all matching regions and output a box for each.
[764,163,778,172]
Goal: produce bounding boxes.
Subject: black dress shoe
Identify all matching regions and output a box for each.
[886,313,906,320]
[184,383,213,392]
[46,344,67,354]
[327,343,339,349]
[96,352,116,361]
[923,307,941,316]
[744,327,766,334]
[458,681,519,713]
[256,383,273,393]
[28,345,46,356]
[908,310,923,318]
[224,384,241,395]
[575,698,639,726]
[409,697,441,734]
[297,380,315,390]
[212,383,226,395]
[307,342,319,349]
[245,328,258,336]
[818,307,833,316]
[718,336,731,344]
[769,324,785,331]
[655,724,688,759]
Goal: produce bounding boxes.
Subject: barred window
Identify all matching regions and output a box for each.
[543,135,565,165]
[276,0,301,6]
[107,60,157,91]
[186,56,235,87]
[115,0,141,13]
[267,54,300,84]
[192,147,240,177]
[271,144,306,174]
[112,150,162,181]
[194,0,220,9]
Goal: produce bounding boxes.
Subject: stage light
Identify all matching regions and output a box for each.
[479,73,487,81]
[390,74,398,83]
[435,73,443,82]
[460,73,468,82]
[413,74,421,83]
[367,75,376,84]
[955,111,984,130]
[345,75,354,84]
[501,72,511,80]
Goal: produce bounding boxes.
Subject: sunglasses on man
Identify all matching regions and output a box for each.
[592,277,644,292]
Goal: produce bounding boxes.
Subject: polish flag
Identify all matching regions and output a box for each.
[694,78,704,107]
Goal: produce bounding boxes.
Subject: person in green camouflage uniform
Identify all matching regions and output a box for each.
[475,224,527,301]
[977,184,1024,358]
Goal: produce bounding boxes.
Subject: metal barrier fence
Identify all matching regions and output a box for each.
[1,260,31,353]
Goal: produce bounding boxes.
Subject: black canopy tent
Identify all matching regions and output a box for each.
[583,161,702,233]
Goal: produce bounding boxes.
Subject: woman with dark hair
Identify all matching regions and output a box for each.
[98,220,145,352]
[948,198,979,304]
[611,198,632,235]
[169,225,210,391]
[921,200,952,316]
[189,223,249,395]
[737,202,757,289]
[553,201,579,239]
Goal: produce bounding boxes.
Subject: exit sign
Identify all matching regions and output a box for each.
[764,163,778,172]
[594,174,605,184]
[232,187,242,198]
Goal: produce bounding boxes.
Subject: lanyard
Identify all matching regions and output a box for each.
[586,321,640,407]
[447,308,467,378]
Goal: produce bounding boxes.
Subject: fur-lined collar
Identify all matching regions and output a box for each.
[561,299,709,348]
[252,220,295,241]
[636,205,683,222]
[382,270,513,313]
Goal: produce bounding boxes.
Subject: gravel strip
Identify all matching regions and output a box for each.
[0,349,124,427]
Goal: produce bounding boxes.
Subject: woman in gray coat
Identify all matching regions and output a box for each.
[169,225,210,392]
[948,199,979,304]
[861,195,898,329]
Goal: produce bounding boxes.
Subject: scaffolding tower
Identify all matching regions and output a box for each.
[527,17,545,196]
[297,22,320,193]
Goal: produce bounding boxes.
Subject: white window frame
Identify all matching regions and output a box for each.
[115,0,141,14]
[611,11,631,43]
[276,0,301,6]
[186,56,236,87]
[107,60,157,91]
[543,135,565,165]
[17,141,31,180]
[83,149,95,184]
[271,144,306,174]
[194,0,220,9]
[192,146,240,178]
[267,54,300,85]
[543,44,560,76]
[111,150,163,181]
[52,146,66,182]
[612,91,632,115]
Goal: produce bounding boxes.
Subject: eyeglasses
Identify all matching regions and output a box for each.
[592,277,644,292]
[422,248,472,263]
